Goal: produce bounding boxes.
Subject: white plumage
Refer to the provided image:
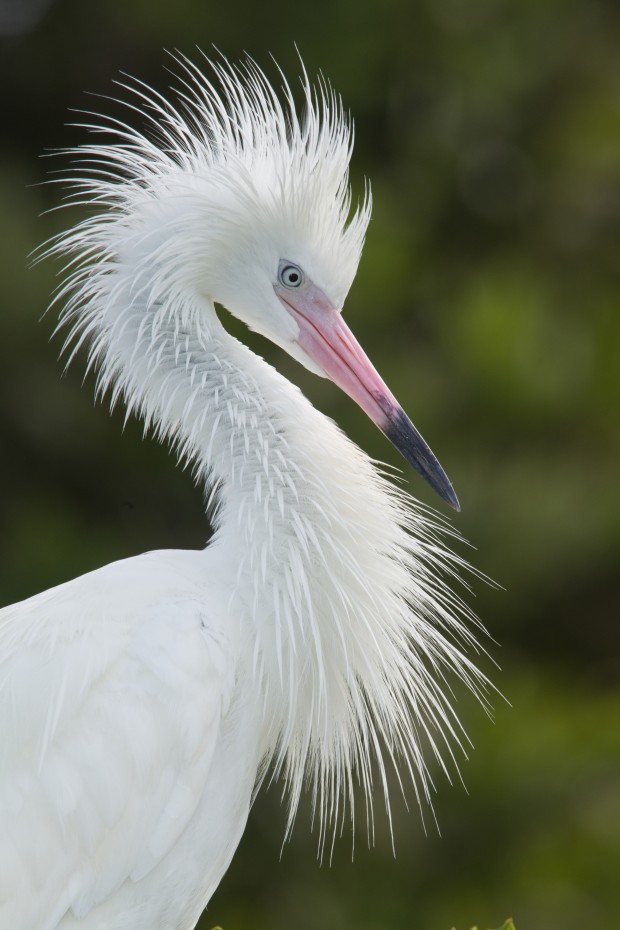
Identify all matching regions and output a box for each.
[0,54,489,929]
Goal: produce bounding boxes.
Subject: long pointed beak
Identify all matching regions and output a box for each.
[275,283,460,511]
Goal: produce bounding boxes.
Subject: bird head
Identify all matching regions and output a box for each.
[181,57,460,509]
[182,67,368,369]
[56,53,459,509]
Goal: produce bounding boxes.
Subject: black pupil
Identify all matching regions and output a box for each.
[286,268,299,284]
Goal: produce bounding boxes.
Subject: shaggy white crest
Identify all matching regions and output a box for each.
[54,54,370,363]
[1,52,492,929]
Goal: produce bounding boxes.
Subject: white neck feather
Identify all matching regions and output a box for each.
[79,269,488,845]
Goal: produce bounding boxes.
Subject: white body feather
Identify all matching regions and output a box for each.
[0,55,488,929]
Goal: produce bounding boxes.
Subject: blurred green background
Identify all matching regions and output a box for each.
[0,0,618,928]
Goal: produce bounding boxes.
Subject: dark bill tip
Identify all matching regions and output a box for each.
[383,407,461,511]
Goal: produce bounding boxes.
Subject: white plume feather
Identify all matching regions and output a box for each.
[41,51,492,854]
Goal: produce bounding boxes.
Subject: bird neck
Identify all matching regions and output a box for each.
[94,284,481,843]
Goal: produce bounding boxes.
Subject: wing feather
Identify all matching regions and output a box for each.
[0,552,230,930]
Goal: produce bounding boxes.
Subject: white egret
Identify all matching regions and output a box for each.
[0,54,489,930]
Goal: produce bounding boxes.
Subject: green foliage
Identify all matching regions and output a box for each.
[464,921,516,930]
[456,921,516,930]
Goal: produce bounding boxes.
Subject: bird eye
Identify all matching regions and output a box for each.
[278,262,304,288]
